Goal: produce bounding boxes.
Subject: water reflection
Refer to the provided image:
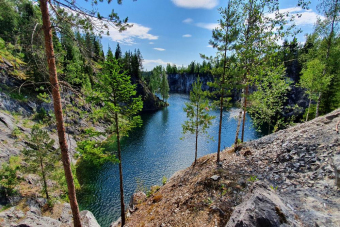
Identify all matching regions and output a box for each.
[77,93,260,227]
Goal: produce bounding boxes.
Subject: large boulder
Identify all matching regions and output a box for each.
[16,211,62,227]
[80,210,100,227]
[226,181,298,227]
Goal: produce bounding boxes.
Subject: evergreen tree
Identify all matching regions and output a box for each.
[160,69,169,102]
[206,0,239,159]
[90,59,143,226]
[149,65,162,94]
[182,77,215,166]
[22,125,59,201]
[115,43,122,60]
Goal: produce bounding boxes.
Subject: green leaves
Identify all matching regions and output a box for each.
[76,140,118,166]
[182,77,216,139]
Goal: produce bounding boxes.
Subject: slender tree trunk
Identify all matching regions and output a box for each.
[217,21,229,163]
[115,112,125,226]
[195,103,199,166]
[315,92,321,118]
[234,107,243,150]
[39,1,81,226]
[40,156,49,200]
[306,98,311,121]
[241,85,249,142]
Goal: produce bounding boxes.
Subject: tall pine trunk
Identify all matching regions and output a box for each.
[115,112,126,226]
[234,107,243,150]
[195,103,199,166]
[40,156,49,200]
[39,1,82,226]
[241,85,249,142]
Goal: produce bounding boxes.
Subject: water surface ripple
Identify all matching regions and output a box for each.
[77,93,260,227]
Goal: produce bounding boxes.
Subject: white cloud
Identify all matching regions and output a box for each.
[172,0,219,9]
[196,22,220,30]
[59,7,158,45]
[104,23,158,45]
[266,7,324,26]
[207,45,213,48]
[183,34,192,38]
[154,48,166,51]
[183,18,193,24]
[149,42,154,44]
[143,59,173,70]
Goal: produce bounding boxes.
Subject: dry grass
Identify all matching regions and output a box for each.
[125,149,249,227]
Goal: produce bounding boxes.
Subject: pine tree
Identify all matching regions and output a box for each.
[206,0,239,159]
[89,59,143,226]
[160,69,170,102]
[22,125,59,201]
[38,1,131,226]
[182,77,215,166]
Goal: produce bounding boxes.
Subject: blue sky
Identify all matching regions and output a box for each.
[78,0,322,70]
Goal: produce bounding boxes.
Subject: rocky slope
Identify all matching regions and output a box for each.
[125,109,340,227]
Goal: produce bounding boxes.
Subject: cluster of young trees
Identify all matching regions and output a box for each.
[0,0,146,226]
[182,0,340,165]
[148,65,170,102]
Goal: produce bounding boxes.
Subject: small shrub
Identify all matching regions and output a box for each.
[9,92,27,101]
[153,194,163,203]
[162,176,167,185]
[248,175,258,182]
[11,127,21,139]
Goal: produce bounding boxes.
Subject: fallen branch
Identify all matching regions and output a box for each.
[18,81,83,98]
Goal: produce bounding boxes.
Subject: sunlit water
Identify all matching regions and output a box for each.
[77,93,261,227]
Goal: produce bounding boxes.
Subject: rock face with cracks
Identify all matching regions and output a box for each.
[125,109,340,227]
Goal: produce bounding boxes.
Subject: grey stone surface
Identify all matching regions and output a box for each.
[80,210,100,227]
[16,212,62,227]
[226,182,297,227]
[332,155,340,188]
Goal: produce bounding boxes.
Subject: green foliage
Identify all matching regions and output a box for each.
[89,59,143,136]
[248,65,291,133]
[22,125,59,199]
[182,77,216,164]
[300,59,330,98]
[160,69,169,102]
[9,92,27,102]
[11,127,22,139]
[182,77,215,137]
[52,163,80,201]
[76,140,118,166]
[0,156,21,196]
[248,175,258,182]
[149,65,162,94]
[37,92,51,103]
[162,176,167,185]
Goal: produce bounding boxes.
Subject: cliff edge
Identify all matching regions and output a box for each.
[125,109,340,227]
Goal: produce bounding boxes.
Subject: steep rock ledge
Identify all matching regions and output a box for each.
[125,109,340,227]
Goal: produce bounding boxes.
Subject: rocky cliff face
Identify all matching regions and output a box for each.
[125,109,340,227]
[167,73,214,93]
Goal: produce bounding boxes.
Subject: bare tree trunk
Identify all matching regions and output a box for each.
[217,21,229,163]
[241,85,249,142]
[195,103,199,166]
[306,98,311,121]
[39,1,82,226]
[315,92,321,118]
[115,112,126,226]
[234,100,243,150]
[40,156,49,200]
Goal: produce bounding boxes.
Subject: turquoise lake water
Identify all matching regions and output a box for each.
[77,93,261,227]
